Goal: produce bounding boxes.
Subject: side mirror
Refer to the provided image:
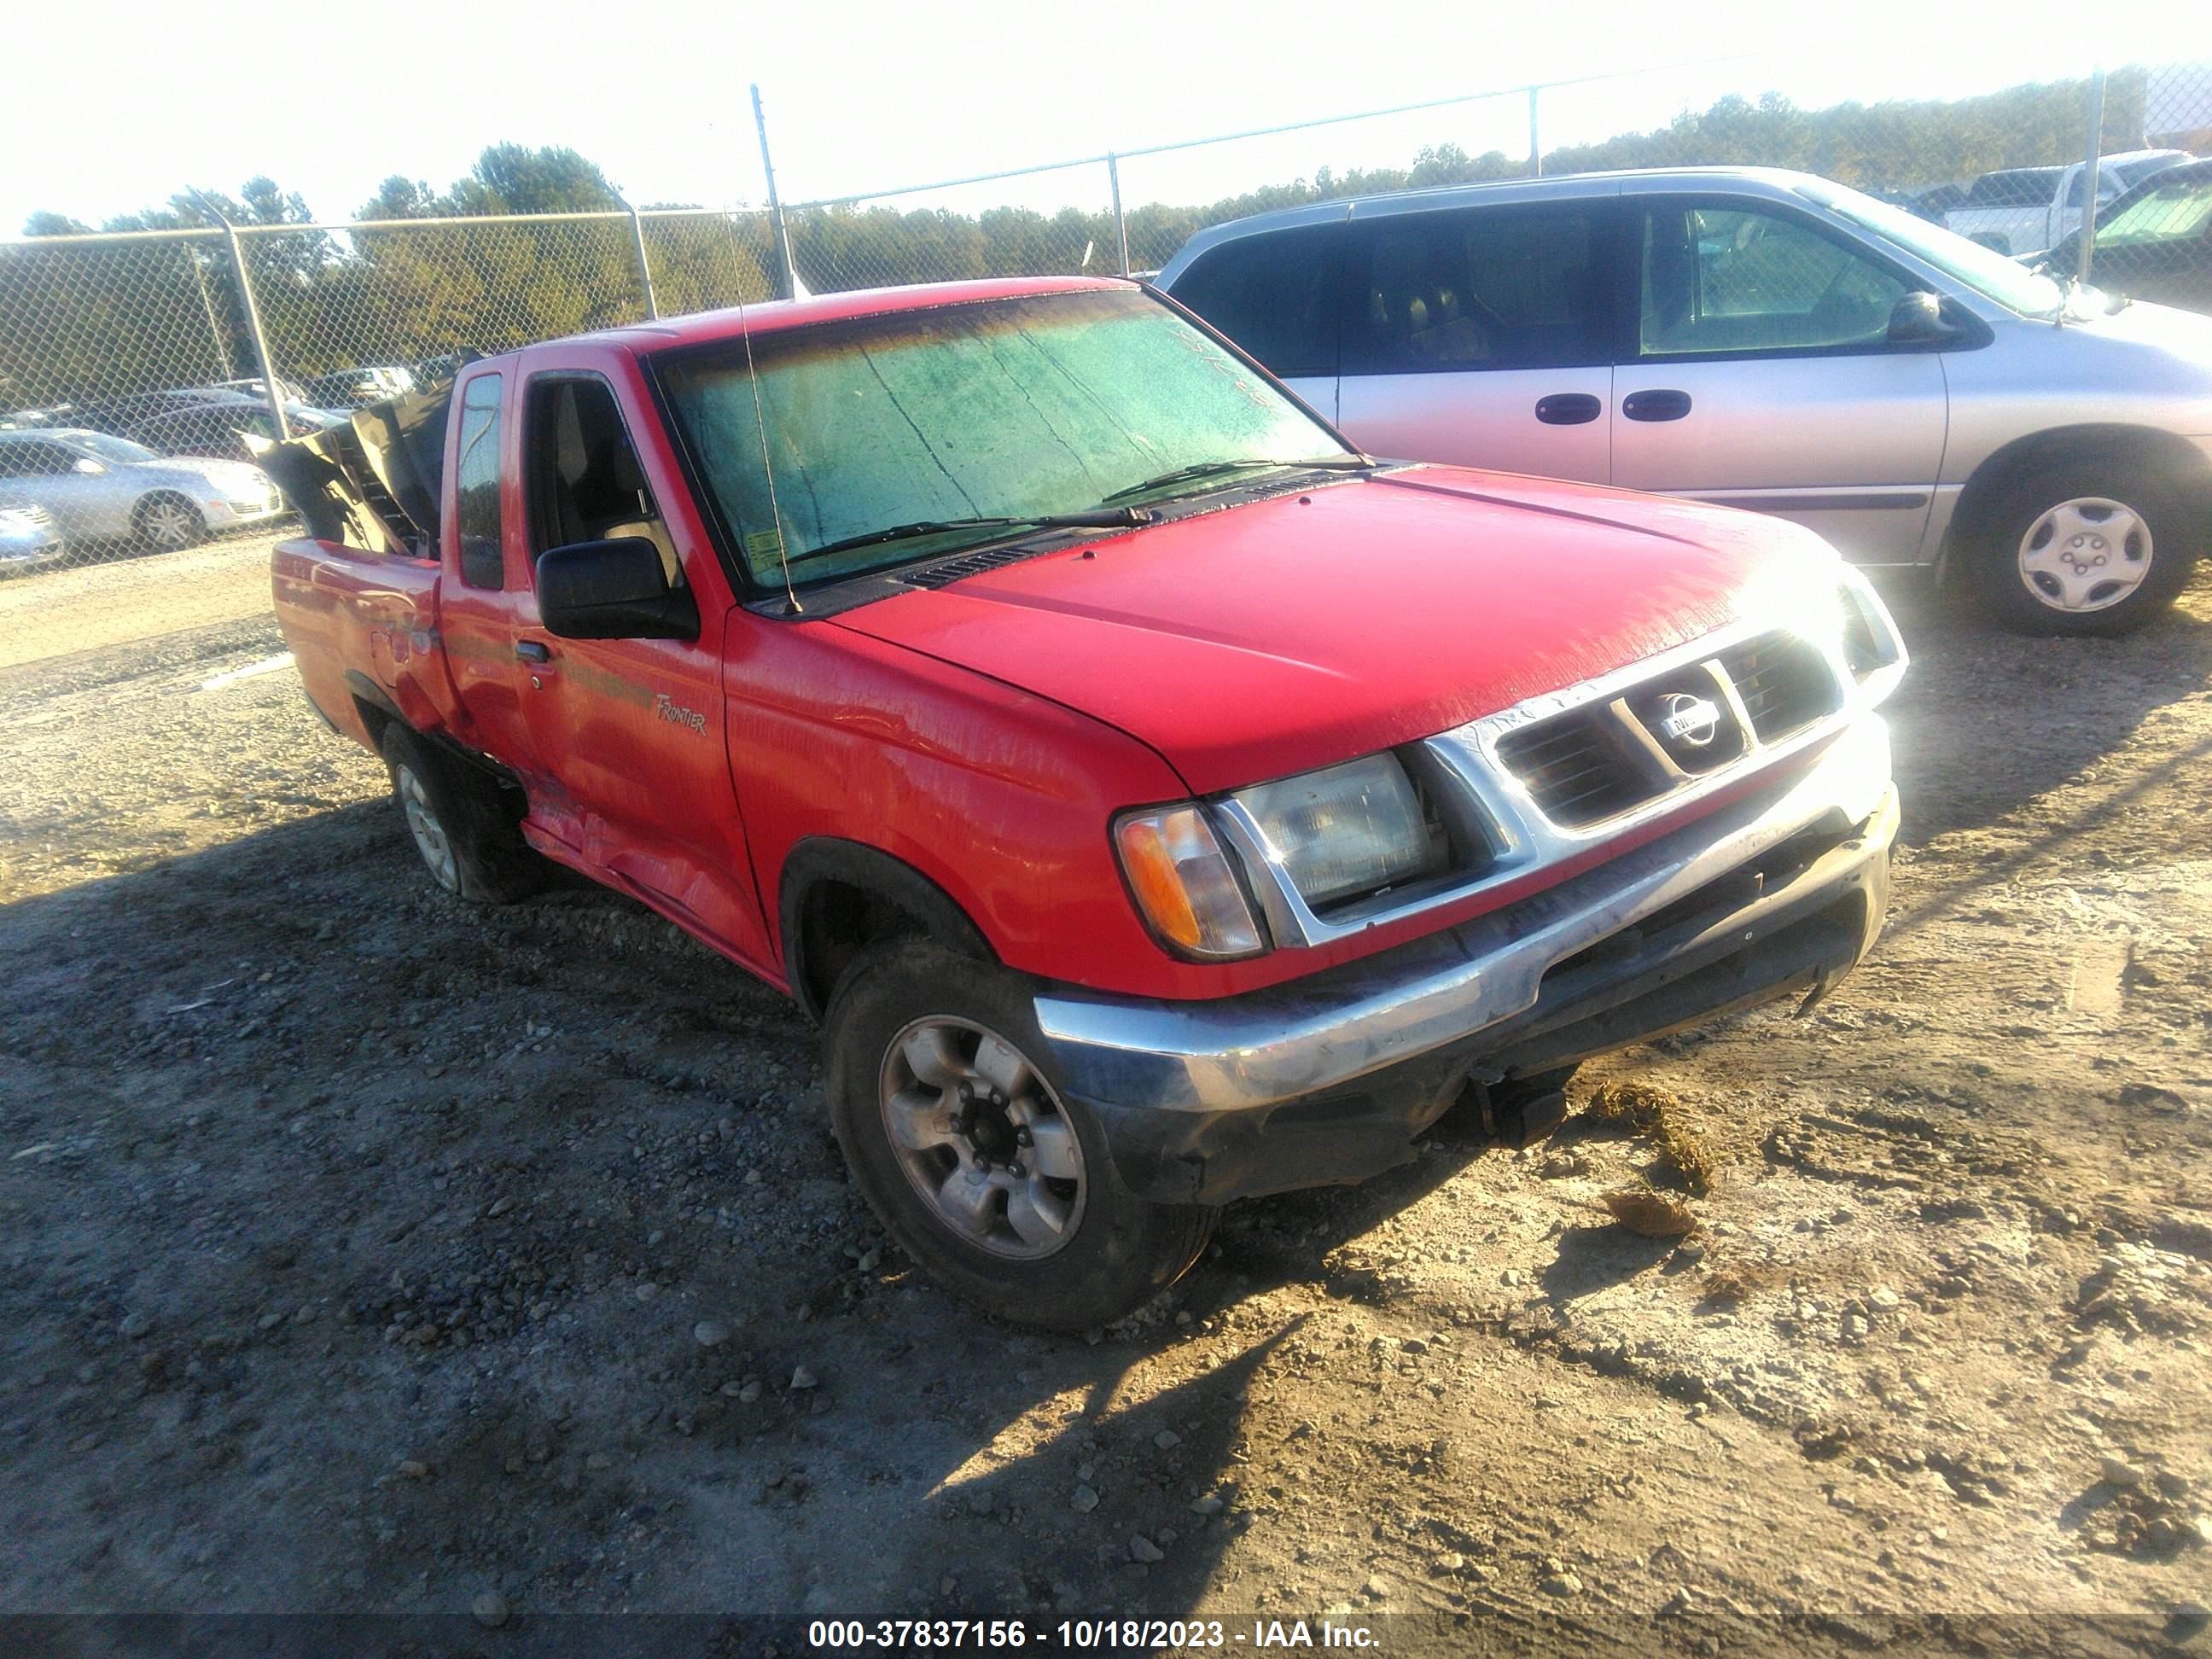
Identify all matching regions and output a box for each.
[536,537,698,640]
[1887,291,1962,346]
[73,457,107,475]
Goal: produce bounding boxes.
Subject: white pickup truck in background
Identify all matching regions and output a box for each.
[1943,149,2192,256]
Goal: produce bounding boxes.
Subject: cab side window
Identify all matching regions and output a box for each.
[525,377,681,588]
[1639,206,1908,357]
[1172,224,1342,379]
[453,375,505,589]
[1343,207,1605,375]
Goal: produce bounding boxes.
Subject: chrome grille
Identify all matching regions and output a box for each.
[1493,708,1649,829]
[1715,632,1839,741]
[1491,629,1846,830]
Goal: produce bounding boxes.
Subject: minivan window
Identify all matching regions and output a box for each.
[1172,224,1340,379]
[1639,206,1906,356]
[1795,179,2064,317]
[1343,207,1604,375]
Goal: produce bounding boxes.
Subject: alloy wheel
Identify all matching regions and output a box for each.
[395,764,459,892]
[877,1017,1086,1260]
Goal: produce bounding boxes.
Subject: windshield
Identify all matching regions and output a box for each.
[1795,179,2065,317]
[657,288,1349,587]
[71,433,161,463]
[2098,172,2212,247]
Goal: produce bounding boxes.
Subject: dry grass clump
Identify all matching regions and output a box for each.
[1584,1080,1714,1196]
[1600,1185,1698,1238]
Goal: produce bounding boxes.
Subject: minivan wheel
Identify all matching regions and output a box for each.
[1967,460,2197,637]
[824,940,1214,1330]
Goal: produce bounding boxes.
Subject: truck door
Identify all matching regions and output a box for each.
[1610,197,1947,568]
[434,369,544,771]
[507,370,774,975]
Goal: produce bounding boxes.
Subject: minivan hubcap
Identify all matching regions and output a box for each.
[2017,497,2151,614]
[879,1017,1086,1260]
[395,765,459,891]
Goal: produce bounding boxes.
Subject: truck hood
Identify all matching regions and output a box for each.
[830,466,1834,795]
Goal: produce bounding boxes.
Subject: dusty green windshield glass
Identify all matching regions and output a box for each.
[658,288,1346,585]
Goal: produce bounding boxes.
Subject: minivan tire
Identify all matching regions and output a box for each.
[379,725,547,904]
[824,939,1214,1330]
[1965,458,2198,637]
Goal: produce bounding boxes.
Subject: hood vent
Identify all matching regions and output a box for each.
[898,544,1056,591]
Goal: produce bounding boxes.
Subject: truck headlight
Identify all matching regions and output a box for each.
[1226,754,1445,911]
[1835,565,1907,705]
[1114,806,1267,960]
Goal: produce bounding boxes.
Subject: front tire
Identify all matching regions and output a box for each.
[379,725,547,904]
[824,940,1214,1330]
[1966,458,2198,636]
[133,492,206,551]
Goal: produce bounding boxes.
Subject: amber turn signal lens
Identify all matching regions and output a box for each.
[1113,806,1266,960]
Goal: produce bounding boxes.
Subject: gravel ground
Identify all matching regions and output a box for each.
[1,568,2209,1652]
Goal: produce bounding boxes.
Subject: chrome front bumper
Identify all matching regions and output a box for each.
[1036,715,1896,1126]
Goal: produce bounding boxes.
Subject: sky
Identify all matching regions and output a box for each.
[9,0,2212,236]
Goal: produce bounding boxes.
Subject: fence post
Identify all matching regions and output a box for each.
[186,242,237,381]
[1108,153,1130,276]
[751,84,801,300]
[619,195,660,320]
[191,191,288,440]
[2077,67,2106,289]
[1528,86,1541,178]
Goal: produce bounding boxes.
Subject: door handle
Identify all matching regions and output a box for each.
[1622,389,1693,422]
[1534,393,1603,426]
[515,640,551,664]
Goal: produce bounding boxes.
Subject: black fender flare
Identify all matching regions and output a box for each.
[779,838,997,1023]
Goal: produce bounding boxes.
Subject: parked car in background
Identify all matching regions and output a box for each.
[1158,166,2212,636]
[1943,152,2190,256]
[2040,158,2212,314]
[126,401,342,467]
[0,498,66,574]
[302,365,417,408]
[210,375,311,406]
[0,428,286,550]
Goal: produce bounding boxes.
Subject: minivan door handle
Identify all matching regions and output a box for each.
[515,639,551,664]
[1534,393,1604,426]
[1622,389,1693,422]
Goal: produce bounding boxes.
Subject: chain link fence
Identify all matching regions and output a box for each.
[3,58,2211,657]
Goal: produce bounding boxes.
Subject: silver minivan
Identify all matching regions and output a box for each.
[1157,166,2212,635]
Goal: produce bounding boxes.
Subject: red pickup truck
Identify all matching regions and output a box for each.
[268,277,1906,1329]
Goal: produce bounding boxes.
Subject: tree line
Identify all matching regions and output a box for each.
[0,69,2154,410]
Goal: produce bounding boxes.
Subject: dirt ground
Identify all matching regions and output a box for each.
[2,562,2209,1655]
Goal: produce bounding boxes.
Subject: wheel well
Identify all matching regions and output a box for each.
[1947,424,2212,572]
[132,490,196,521]
[780,841,996,1023]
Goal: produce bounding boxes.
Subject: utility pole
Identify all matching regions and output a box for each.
[751,84,801,300]
[1528,86,1541,178]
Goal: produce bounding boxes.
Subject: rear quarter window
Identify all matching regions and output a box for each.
[1171,224,1342,380]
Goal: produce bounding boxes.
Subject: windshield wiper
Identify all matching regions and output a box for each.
[790,507,1153,567]
[1098,454,1375,504]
